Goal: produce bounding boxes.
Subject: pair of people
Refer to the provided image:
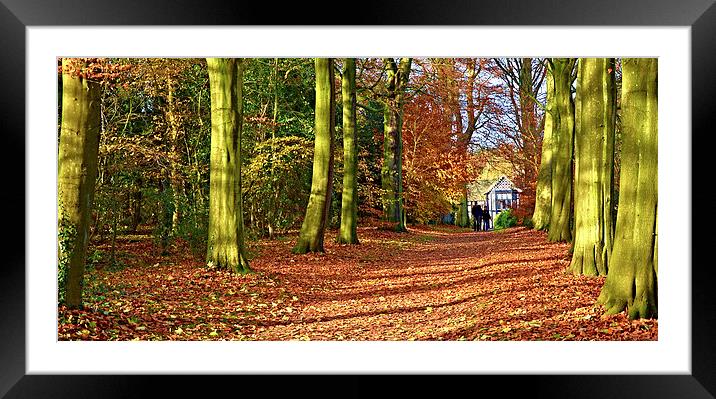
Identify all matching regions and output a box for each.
[470,204,491,231]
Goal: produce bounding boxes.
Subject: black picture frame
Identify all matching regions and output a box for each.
[3,0,713,397]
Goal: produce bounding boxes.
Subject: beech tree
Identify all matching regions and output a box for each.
[569,58,616,276]
[598,58,658,319]
[381,58,411,232]
[294,58,335,253]
[546,58,577,242]
[58,58,102,308]
[206,58,251,273]
[339,58,359,244]
[532,67,555,230]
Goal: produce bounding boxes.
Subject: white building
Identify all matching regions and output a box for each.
[466,175,522,228]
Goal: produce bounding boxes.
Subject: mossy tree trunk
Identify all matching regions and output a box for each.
[58,58,101,308]
[457,193,469,227]
[532,66,555,230]
[598,58,658,319]
[206,58,251,273]
[381,58,411,232]
[569,58,616,276]
[339,58,359,244]
[547,58,577,242]
[294,58,336,253]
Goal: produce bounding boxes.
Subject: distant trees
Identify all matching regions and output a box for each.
[492,58,546,218]
[57,58,102,308]
[293,58,336,253]
[205,58,251,273]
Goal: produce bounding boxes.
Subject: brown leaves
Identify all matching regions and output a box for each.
[59,58,132,83]
[59,226,656,341]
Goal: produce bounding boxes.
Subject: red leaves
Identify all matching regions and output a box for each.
[59,226,656,341]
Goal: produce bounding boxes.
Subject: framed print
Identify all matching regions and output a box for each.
[4,0,714,397]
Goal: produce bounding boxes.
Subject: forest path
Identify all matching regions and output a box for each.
[59,225,658,341]
[249,226,653,341]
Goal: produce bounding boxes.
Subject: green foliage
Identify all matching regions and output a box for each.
[521,216,535,229]
[242,136,313,237]
[494,209,518,230]
[153,181,175,255]
[57,217,77,305]
[175,208,209,259]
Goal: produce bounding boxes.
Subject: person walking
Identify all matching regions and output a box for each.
[471,204,482,231]
[483,207,491,231]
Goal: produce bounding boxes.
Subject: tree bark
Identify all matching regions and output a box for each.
[294,58,336,253]
[569,58,616,276]
[166,75,182,233]
[381,58,411,232]
[547,58,576,242]
[206,58,251,273]
[532,65,555,230]
[57,58,101,308]
[339,58,359,244]
[598,58,658,319]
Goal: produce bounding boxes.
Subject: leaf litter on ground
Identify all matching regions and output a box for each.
[58,225,657,341]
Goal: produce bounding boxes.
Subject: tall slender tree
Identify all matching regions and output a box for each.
[58,58,102,308]
[294,58,336,253]
[206,58,251,273]
[569,58,616,276]
[546,58,577,242]
[339,58,359,244]
[381,57,412,232]
[598,58,658,319]
[532,67,555,230]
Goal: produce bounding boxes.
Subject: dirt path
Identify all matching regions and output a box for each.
[59,225,657,341]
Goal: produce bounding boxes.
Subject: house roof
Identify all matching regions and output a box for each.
[467,175,522,201]
[481,175,523,195]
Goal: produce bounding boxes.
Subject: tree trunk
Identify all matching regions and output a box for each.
[206,58,251,273]
[547,58,576,242]
[381,58,411,232]
[166,75,182,233]
[338,58,359,244]
[569,58,616,276]
[598,58,658,319]
[57,58,101,308]
[268,57,280,239]
[532,66,555,230]
[457,193,469,227]
[294,58,336,253]
[130,179,142,233]
[518,58,539,214]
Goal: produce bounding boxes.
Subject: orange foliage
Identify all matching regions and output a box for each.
[402,73,470,223]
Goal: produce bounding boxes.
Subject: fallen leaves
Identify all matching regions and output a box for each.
[58,226,657,341]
